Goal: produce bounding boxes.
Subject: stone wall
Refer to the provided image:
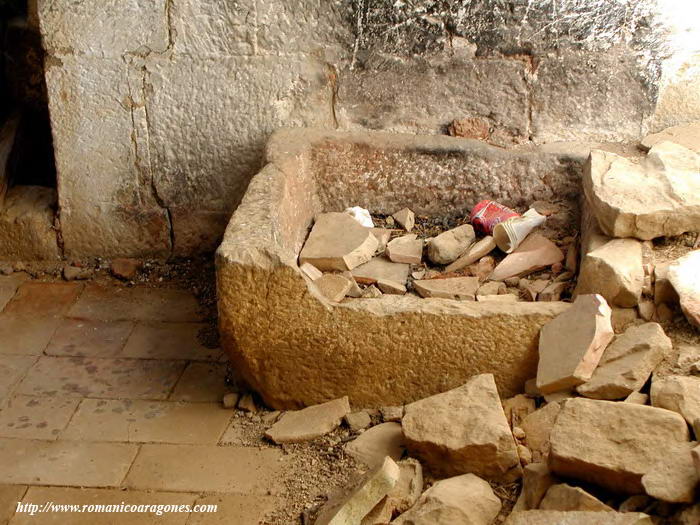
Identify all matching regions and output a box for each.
[36,0,700,259]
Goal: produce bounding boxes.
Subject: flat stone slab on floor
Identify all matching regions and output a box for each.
[0,355,37,401]
[44,318,133,358]
[121,322,221,361]
[168,362,231,403]
[0,395,79,440]
[62,399,233,444]
[4,282,82,316]
[16,356,186,400]
[124,444,287,494]
[0,485,27,523]
[0,315,62,357]
[0,438,137,487]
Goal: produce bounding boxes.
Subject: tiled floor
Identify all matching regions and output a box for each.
[0,277,281,524]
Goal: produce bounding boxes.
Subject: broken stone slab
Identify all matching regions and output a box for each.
[315,456,400,525]
[476,294,518,302]
[583,142,700,240]
[392,473,501,525]
[576,322,672,400]
[352,257,409,286]
[477,281,506,296]
[377,279,406,295]
[668,250,700,328]
[504,511,653,525]
[445,236,496,273]
[637,299,655,321]
[516,463,557,510]
[345,411,372,432]
[650,375,700,426]
[345,422,405,468]
[402,374,521,481]
[520,401,561,463]
[299,212,379,271]
[502,394,536,428]
[380,406,403,423]
[413,277,479,300]
[392,208,415,232]
[610,307,639,332]
[427,224,475,265]
[490,233,564,281]
[361,285,382,299]
[314,274,353,302]
[472,256,495,282]
[549,398,690,494]
[640,440,699,503]
[536,294,614,394]
[385,235,423,265]
[362,458,423,524]
[575,239,644,308]
[300,262,323,281]
[341,271,363,298]
[538,484,613,512]
[641,121,700,153]
[265,396,350,444]
[222,393,240,409]
[370,228,393,253]
[519,279,549,302]
[110,258,141,280]
[624,392,649,405]
[237,394,257,413]
[538,281,568,302]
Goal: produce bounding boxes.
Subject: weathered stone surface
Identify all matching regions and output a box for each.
[392,473,501,525]
[654,261,679,305]
[362,458,423,524]
[504,511,653,525]
[668,250,700,327]
[502,395,536,428]
[300,213,378,271]
[625,392,649,405]
[520,279,550,302]
[300,262,323,281]
[445,236,496,273]
[642,122,700,153]
[549,398,690,494]
[352,257,409,286]
[575,239,644,307]
[539,484,613,512]
[0,187,59,260]
[265,397,350,444]
[650,375,700,426]
[427,225,475,265]
[343,272,364,298]
[371,229,392,252]
[316,456,400,525]
[345,422,405,468]
[377,279,406,295]
[346,411,371,432]
[314,274,353,302]
[577,323,671,400]
[392,208,415,232]
[520,402,561,463]
[386,235,423,265]
[491,234,564,281]
[518,463,557,510]
[413,277,479,301]
[402,374,521,481]
[693,444,700,475]
[537,295,614,394]
[361,285,382,299]
[477,281,506,297]
[538,281,568,302]
[583,143,700,240]
[641,441,699,503]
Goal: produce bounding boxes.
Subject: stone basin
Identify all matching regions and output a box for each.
[216,128,584,409]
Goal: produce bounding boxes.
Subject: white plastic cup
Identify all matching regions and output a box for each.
[493,208,546,253]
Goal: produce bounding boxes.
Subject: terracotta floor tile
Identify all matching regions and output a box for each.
[0,438,137,487]
[0,315,61,356]
[68,285,202,323]
[62,399,232,444]
[169,363,231,403]
[16,357,186,400]
[125,444,286,493]
[4,283,82,317]
[45,318,133,358]
[0,395,79,440]
[0,356,37,402]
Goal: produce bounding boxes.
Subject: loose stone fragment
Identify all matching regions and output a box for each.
[361,285,382,299]
[641,441,699,503]
[352,257,409,286]
[265,396,350,444]
[518,444,533,465]
[520,402,561,462]
[576,238,644,307]
[473,256,495,282]
[477,281,506,296]
[315,456,400,525]
[517,463,557,510]
[504,511,653,525]
[583,143,700,240]
[345,411,372,432]
[110,258,141,280]
[300,262,323,281]
[345,422,405,468]
[237,394,257,413]
[610,307,638,332]
[654,261,679,305]
[491,234,564,281]
[386,235,423,265]
[413,277,479,300]
[650,375,700,425]
[618,495,651,513]
[402,374,521,481]
[537,294,614,394]
[519,279,549,302]
[641,121,700,153]
[549,398,690,494]
[63,265,91,281]
[477,294,518,302]
[427,224,475,265]
[361,458,423,524]
[370,228,392,252]
[539,484,613,512]
[445,236,496,273]
[314,274,353,302]
[377,279,406,295]
[502,394,536,428]
[538,281,567,302]
[392,208,415,232]
[341,271,363,298]
[299,212,379,271]
[576,322,671,400]
[668,250,700,327]
[222,393,240,409]
[392,473,501,525]
[624,392,648,405]
[637,299,655,321]
[380,406,403,422]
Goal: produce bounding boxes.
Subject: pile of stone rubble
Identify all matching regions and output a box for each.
[299,204,574,303]
[253,294,698,524]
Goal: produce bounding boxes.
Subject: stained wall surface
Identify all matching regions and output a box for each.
[36,0,700,258]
